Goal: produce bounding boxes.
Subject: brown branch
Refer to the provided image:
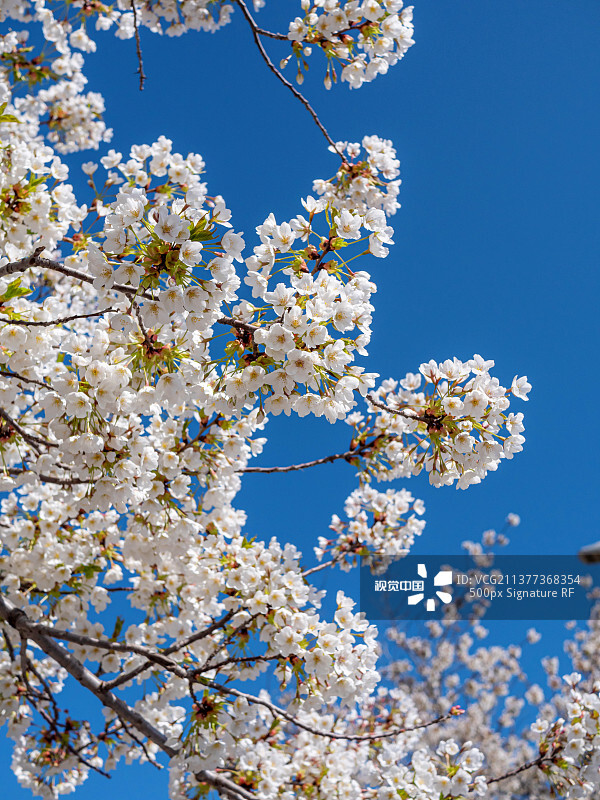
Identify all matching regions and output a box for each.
[487,754,554,786]
[0,251,148,299]
[132,301,154,349]
[33,702,112,780]
[255,27,289,41]
[34,625,185,677]
[6,467,91,486]
[301,559,336,578]
[239,448,361,473]
[217,316,259,333]
[102,610,236,691]
[202,678,457,741]
[131,1,146,90]
[0,370,51,389]
[0,310,108,327]
[0,254,266,337]
[366,393,423,423]
[118,718,163,770]
[0,406,57,451]
[234,0,342,155]
[190,653,282,675]
[0,597,176,748]
[162,610,236,655]
[0,597,261,800]
[239,435,390,474]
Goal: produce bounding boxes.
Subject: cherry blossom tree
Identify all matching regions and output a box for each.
[0,1,597,798]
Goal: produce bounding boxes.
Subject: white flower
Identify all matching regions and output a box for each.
[511,375,532,400]
[64,391,92,418]
[222,231,245,262]
[179,240,203,266]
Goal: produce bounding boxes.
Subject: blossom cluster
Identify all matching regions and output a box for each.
[0,0,260,38]
[0,27,112,154]
[318,484,425,570]
[287,0,415,89]
[1,0,415,97]
[314,135,402,216]
[345,355,531,489]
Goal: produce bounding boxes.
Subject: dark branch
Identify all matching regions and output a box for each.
[131,1,146,90]
[234,0,342,155]
[0,370,49,389]
[0,597,261,800]
[255,27,289,41]
[0,310,108,327]
[239,447,361,473]
[487,754,554,785]
[0,406,57,452]
[239,435,389,474]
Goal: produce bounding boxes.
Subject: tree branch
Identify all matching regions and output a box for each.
[34,625,185,677]
[217,316,259,333]
[0,370,50,389]
[367,393,423,423]
[239,435,390,474]
[0,406,57,452]
[202,678,457,741]
[255,27,289,41]
[0,250,144,298]
[101,610,235,691]
[487,754,554,785]
[0,310,108,327]
[6,467,92,486]
[239,448,361,473]
[0,254,265,336]
[0,596,261,800]
[0,595,178,751]
[234,0,342,155]
[131,0,146,90]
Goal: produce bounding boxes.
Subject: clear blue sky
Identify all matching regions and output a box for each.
[2,0,600,795]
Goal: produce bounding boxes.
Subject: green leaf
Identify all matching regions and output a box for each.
[80,564,101,579]
[110,616,125,641]
[2,278,31,301]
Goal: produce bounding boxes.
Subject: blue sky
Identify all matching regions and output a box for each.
[2,0,600,796]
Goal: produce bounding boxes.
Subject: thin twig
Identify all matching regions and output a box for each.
[131,1,146,90]
[234,0,342,156]
[102,610,236,691]
[190,653,282,675]
[0,406,57,452]
[239,435,389,474]
[6,467,91,486]
[119,718,164,769]
[34,703,113,779]
[367,393,426,423]
[487,754,554,785]
[0,370,49,389]
[239,448,361,473]
[34,625,184,676]
[202,678,456,741]
[0,251,146,298]
[0,254,265,336]
[0,310,108,327]
[217,315,259,333]
[302,559,336,577]
[255,27,289,41]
